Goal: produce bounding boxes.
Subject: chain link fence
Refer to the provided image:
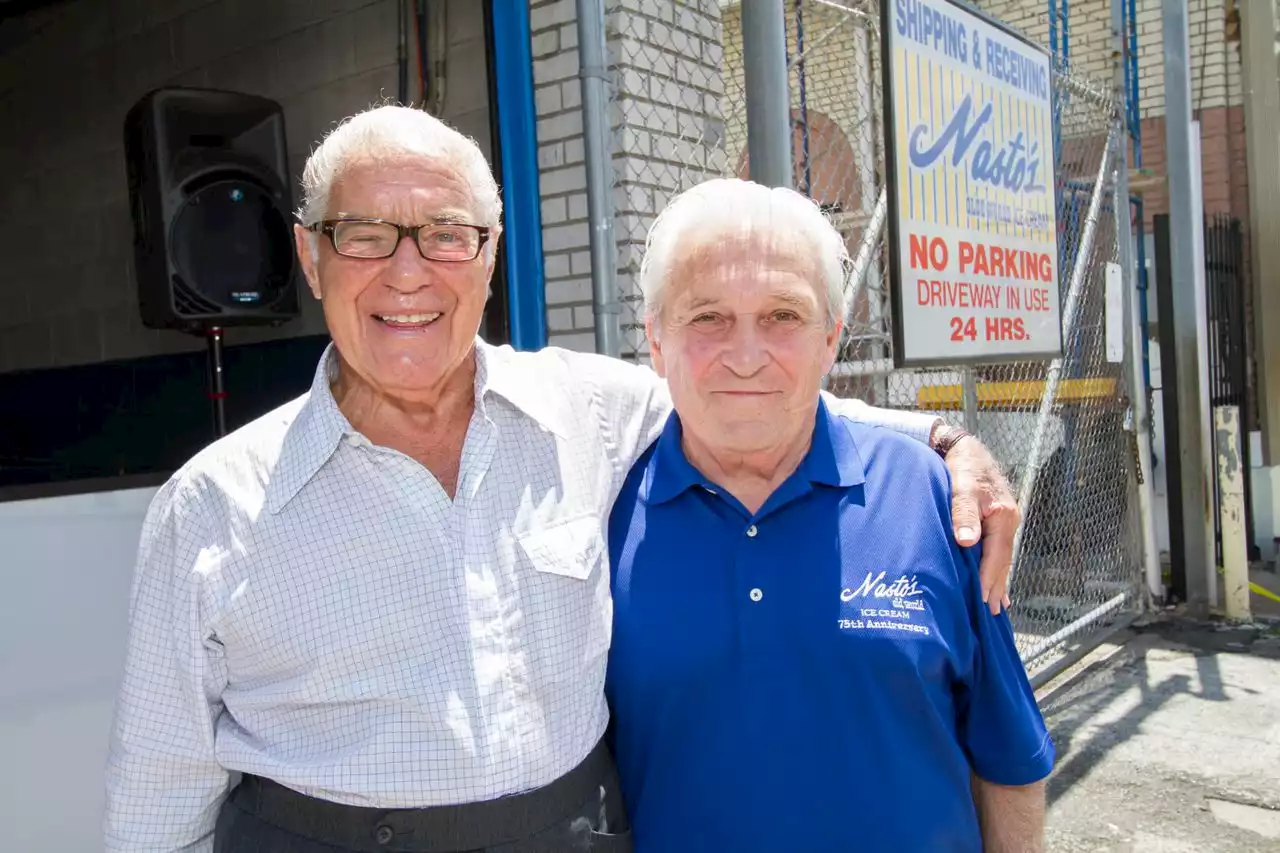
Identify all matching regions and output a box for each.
[599,0,1146,676]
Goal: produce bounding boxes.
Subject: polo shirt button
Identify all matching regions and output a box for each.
[375,824,394,845]
[746,524,758,537]
[749,587,763,602]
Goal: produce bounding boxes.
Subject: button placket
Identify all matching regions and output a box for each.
[737,519,773,665]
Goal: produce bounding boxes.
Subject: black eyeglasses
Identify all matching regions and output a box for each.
[306,218,492,261]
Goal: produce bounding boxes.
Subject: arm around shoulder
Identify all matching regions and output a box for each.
[104,476,232,853]
[819,390,943,445]
[567,350,674,474]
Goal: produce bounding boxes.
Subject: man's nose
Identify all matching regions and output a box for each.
[384,233,432,292]
[721,320,768,376]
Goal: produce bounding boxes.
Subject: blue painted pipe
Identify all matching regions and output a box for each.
[490,0,548,350]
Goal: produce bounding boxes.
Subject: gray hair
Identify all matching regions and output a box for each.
[298,104,502,257]
[637,178,851,328]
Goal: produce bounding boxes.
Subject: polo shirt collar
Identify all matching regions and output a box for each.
[639,413,708,505]
[803,396,867,489]
[639,396,866,507]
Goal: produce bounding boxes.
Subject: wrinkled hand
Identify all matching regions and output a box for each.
[942,434,1021,615]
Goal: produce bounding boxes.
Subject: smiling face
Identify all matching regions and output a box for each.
[293,157,497,406]
[648,235,841,455]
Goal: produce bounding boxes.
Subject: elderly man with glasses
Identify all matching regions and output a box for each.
[104,106,1023,853]
[605,179,1053,853]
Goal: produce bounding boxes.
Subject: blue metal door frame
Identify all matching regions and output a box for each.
[489,0,548,351]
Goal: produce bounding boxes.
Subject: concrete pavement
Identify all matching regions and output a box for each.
[1039,613,1280,852]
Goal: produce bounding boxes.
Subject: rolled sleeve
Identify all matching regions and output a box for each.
[955,544,1057,787]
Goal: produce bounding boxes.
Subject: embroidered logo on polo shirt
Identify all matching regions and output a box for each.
[837,570,931,636]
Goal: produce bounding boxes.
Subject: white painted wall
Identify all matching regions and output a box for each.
[1250,432,1278,562]
[0,487,157,852]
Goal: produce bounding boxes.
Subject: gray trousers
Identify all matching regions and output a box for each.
[212,740,632,853]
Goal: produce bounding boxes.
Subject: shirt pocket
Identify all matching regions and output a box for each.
[516,514,606,580]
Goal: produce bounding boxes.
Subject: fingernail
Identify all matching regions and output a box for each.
[958,527,976,541]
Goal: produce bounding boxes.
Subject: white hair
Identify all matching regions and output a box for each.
[637,178,850,328]
[298,104,502,257]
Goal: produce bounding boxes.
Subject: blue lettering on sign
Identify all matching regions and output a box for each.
[908,94,1046,194]
[895,0,968,64]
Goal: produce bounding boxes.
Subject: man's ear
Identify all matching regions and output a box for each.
[482,227,503,300]
[822,318,843,376]
[294,224,323,300]
[646,314,667,377]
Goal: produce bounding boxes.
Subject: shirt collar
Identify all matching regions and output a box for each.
[266,339,572,514]
[639,396,866,506]
[265,342,353,514]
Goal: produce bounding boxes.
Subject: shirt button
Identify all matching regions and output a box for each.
[749,588,763,602]
[746,524,758,538]
[375,824,395,845]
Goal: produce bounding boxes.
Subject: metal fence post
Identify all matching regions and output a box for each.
[741,0,792,188]
[1162,0,1215,615]
[1112,0,1163,606]
[576,0,621,358]
[1011,126,1117,585]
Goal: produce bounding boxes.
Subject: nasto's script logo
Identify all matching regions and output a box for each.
[838,570,932,636]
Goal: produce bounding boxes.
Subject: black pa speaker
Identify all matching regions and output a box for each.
[125,87,299,332]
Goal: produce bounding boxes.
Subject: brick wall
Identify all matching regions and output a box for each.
[1137,107,1250,228]
[1134,0,1243,118]
[530,0,594,352]
[0,0,491,374]
[608,0,727,358]
[979,0,1116,84]
[531,0,728,355]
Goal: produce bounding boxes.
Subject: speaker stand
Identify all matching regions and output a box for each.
[205,326,228,438]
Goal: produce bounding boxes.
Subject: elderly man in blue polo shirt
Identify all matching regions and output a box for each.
[606,179,1055,853]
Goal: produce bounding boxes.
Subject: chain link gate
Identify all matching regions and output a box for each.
[598,0,1147,676]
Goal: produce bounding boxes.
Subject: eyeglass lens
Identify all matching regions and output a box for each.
[332,221,480,260]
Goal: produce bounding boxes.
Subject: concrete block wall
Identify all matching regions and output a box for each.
[607,0,728,358]
[0,0,491,374]
[530,0,595,352]
[532,0,728,355]
[1128,0,1249,237]
[979,0,1117,86]
[1134,0,1243,119]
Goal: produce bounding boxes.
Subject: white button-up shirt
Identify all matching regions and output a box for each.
[103,340,937,852]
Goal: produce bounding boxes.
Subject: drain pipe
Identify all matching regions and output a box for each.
[576,0,622,357]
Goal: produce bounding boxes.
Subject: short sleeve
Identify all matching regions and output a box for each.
[954,543,1056,786]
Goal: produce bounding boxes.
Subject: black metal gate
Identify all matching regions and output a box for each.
[1204,215,1257,561]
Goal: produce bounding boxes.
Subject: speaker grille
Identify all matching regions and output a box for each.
[169,178,295,314]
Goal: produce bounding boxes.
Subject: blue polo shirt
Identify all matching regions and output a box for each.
[605,400,1055,853]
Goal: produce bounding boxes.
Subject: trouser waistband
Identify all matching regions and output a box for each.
[226,738,616,852]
